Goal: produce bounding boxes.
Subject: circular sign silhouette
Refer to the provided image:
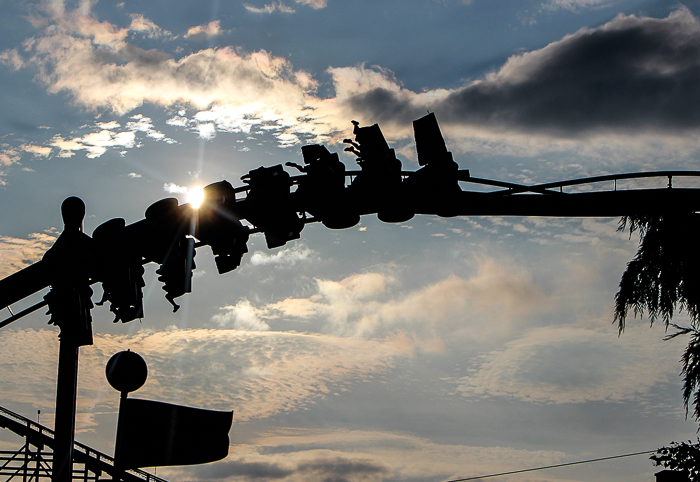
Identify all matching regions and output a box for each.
[106,350,148,393]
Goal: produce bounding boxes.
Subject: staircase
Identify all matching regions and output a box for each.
[0,405,168,482]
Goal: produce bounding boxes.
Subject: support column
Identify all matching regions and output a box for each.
[52,336,79,482]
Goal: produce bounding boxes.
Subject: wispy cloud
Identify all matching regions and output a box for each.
[20,144,52,157]
[184,20,224,40]
[249,244,316,266]
[0,145,21,167]
[230,258,552,341]
[212,299,272,330]
[0,328,402,422]
[50,130,136,158]
[0,49,24,69]
[163,182,188,194]
[35,115,176,159]
[162,429,565,482]
[244,0,327,14]
[455,324,682,405]
[244,2,296,14]
[0,232,57,278]
[295,0,328,8]
[543,0,619,12]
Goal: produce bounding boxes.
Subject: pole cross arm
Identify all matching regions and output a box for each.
[0,260,51,311]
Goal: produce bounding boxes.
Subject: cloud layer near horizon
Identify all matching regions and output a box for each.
[0,320,679,480]
[161,429,566,482]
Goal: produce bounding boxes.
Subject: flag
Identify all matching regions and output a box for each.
[117,398,233,469]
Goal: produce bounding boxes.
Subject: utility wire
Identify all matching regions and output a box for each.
[443,449,656,482]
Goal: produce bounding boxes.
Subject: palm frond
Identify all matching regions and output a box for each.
[614,213,700,333]
[615,212,700,421]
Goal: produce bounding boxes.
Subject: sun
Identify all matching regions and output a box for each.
[187,186,205,209]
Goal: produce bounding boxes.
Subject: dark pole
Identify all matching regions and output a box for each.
[52,337,79,482]
[47,197,94,482]
[106,350,149,482]
[113,391,127,482]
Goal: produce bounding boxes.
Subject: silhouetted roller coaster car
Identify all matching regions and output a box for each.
[142,198,196,312]
[342,122,412,222]
[290,144,361,230]
[401,113,462,217]
[242,165,304,249]
[92,217,145,323]
[191,181,249,274]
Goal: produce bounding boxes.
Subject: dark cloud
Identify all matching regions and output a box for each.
[123,44,172,65]
[192,460,292,480]
[189,456,390,482]
[346,8,700,138]
[344,88,426,128]
[296,457,391,482]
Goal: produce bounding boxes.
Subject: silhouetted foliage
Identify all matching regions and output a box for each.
[651,440,700,482]
[615,213,700,421]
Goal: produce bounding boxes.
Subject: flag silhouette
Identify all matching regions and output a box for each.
[117,398,233,469]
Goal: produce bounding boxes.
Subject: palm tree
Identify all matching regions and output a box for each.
[615,212,700,420]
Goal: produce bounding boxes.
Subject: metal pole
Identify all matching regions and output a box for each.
[113,391,127,482]
[48,196,92,482]
[52,335,79,482]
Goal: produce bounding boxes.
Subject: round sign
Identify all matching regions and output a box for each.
[106,350,148,393]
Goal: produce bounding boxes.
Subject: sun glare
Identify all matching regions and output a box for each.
[188,186,205,209]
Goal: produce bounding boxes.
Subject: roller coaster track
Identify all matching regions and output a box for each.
[0,405,166,482]
[2,169,700,329]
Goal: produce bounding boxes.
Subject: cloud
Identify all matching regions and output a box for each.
[34,115,175,158]
[37,5,168,49]
[212,299,271,330]
[126,114,176,142]
[162,430,565,482]
[244,2,296,14]
[344,8,700,141]
[14,115,177,159]
[0,145,21,166]
[184,20,224,40]
[0,49,24,69]
[192,459,293,480]
[248,244,316,266]
[21,8,320,128]
[293,457,390,482]
[12,4,700,161]
[0,328,402,422]
[295,0,327,8]
[20,144,51,157]
[163,182,188,194]
[544,0,617,11]
[238,258,552,341]
[196,122,217,140]
[455,324,683,405]
[0,232,57,278]
[50,130,136,158]
[96,120,120,130]
[187,454,389,482]
[244,0,326,14]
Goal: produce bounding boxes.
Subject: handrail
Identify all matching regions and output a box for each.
[0,405,168,482]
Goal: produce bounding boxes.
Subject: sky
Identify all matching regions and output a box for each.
[2,0,700,481]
